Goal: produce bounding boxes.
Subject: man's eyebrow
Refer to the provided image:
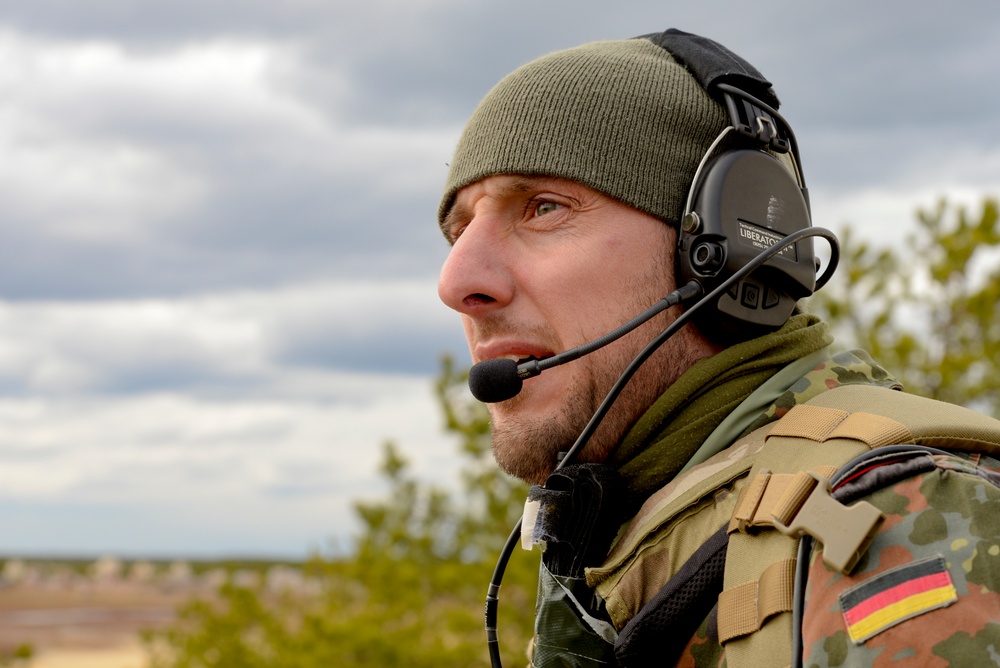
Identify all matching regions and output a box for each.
[442,200,471,242]
[500,177,546,197]
[443,177,559,241]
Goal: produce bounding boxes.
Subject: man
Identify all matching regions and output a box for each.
[437,29,1000,668]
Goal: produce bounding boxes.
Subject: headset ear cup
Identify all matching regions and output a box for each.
[677,149,815,343]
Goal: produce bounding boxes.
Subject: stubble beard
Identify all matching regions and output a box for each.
[489,308,693,485]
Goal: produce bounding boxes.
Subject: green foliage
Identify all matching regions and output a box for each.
[147,356,538,667]
[808,197,1000,416]
[0,644,33,667]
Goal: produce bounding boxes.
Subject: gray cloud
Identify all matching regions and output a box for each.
[0,280,467,399]
[0,1,996,304]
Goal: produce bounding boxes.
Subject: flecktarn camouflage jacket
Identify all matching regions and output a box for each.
[530,350,1000,667]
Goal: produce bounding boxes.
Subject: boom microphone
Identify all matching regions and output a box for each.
[467,283,703,403]
[468,358,523,403]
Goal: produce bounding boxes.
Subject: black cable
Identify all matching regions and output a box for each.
[529,289,691,374]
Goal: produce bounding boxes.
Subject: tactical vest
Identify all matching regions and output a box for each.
[576,384,1000,667]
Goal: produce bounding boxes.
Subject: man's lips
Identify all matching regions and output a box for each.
[474,341,554,365]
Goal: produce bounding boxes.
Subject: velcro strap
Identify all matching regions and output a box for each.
[771,470,821,527]
[728,467,837,534]
[768,404,849,441]
[827,411,913,447]
[728,470,772,533]
[767,404,913,447]
[717,558,796,643]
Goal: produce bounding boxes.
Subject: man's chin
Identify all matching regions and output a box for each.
[491,442,557,485]
[488,394,595,484]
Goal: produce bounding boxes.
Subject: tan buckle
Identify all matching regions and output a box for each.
[771,471,884,575]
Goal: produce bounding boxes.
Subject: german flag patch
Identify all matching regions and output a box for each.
[840,555,957,644]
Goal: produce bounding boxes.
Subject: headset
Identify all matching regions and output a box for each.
[471,29,841,667]
[657,29,819,343]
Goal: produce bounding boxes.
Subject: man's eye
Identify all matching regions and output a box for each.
[534,201,561,216]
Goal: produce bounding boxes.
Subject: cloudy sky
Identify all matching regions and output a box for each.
[0,1,996,559]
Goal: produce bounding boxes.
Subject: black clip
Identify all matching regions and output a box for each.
[722,91,790,154]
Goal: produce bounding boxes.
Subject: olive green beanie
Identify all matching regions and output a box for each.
[438,37,729,231]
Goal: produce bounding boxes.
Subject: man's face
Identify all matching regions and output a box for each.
[438,175,710,484]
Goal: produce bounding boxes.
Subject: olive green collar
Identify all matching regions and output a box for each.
[609,314,833,503]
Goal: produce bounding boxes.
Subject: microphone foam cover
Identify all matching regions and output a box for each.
[468,358,523,403]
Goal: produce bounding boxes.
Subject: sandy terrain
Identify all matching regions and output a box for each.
[27,641,147,668]
[1,558,309,667]
[0,578,187,668]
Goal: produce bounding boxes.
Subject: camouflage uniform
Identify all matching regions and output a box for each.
[529,349,1000,667]
[797,452,1000,667]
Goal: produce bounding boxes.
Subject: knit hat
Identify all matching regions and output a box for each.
[437,36,729,231]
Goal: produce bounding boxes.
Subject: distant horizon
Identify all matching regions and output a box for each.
[1,552,313,564]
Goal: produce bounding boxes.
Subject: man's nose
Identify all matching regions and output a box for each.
[437,217,515,317]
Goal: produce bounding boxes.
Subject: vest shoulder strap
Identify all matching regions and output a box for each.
[794,384,1000,453]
